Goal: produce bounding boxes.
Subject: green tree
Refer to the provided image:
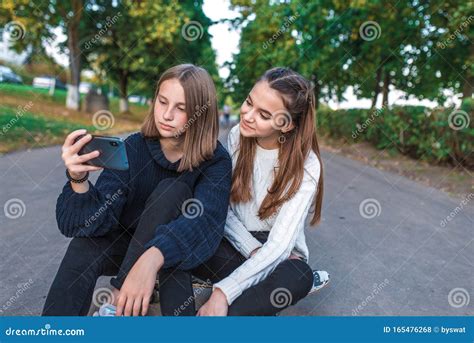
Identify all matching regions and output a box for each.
[83,0,220,112]
[419,0,474,101]
[228,0,300,103]
[1,0,86,110]
[83,0,183,113]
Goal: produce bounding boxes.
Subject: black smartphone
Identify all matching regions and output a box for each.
[74,134,129,171]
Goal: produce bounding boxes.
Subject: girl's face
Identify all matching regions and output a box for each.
[154,78,188,139]
[239,81,293,147]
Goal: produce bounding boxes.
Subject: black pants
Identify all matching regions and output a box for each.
[42,177,313,316]
[42,178,192,316]
[160,232,313,316]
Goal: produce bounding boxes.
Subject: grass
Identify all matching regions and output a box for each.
[0,83,67,104]
[0,105,96,153]
[0,83,150,153]
[0,83,149,114]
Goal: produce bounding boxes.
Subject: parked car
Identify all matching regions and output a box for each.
[32,76,67,90]
[79,82,94,94]
[129,95,147,104]
[0,65,23,84]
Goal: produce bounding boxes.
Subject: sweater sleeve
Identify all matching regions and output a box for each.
[224,207,263,259]
[213,173,317,305]
[55,137,133,238]
[144,154,232,270]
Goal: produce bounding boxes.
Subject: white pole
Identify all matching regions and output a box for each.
[49,78,56,96]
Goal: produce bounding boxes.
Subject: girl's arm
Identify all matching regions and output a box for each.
[56,135,135,238]
[143,151,232,270]
[213,173,317,306]
[224,206,263,258]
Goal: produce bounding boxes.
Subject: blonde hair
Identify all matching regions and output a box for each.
[141,64,219,172]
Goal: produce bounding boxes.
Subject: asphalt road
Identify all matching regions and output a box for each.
[0,125,472,316]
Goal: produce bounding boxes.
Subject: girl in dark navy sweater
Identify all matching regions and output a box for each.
[42,64,232,317]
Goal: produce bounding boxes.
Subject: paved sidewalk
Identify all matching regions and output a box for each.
[0,126,472,316]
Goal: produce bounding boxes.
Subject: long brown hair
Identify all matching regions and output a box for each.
[141,64,219,172]
[230,67,324,226]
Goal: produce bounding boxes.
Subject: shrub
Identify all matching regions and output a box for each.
[316,101,473,169]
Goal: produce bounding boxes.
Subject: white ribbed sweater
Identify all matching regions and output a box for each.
[213,124,321,305]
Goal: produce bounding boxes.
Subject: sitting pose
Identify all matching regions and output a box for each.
[199,67,327,316]
[160,67,328,316]
[41,64,232,316]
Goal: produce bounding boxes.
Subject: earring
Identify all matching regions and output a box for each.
[278,133,286,144]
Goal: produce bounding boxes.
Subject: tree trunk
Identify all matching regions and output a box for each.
[119,70,129,113]
[382,70,390,108]
[371,66,382,109]
[462,45,474,99]
[462,75,473,99]
[65,0,83,111]
[311,73,320,111]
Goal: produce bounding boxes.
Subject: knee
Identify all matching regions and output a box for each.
[147,178,192,207]
[278,259,313,302]
[67,237,95,256]
[61,237,103,273]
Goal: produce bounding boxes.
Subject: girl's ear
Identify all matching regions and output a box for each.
[281,121,295,133]
[273,110,295,133]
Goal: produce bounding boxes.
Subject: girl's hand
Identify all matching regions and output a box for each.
[62,129,103,179]
[249,247,260,257]
[115,247,164,316]
[197,288,229,316]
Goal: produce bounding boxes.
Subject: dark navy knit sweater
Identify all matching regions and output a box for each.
[56,132,232,270]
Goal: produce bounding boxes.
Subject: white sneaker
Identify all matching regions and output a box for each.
[308,270,330,295]
[93,303,117,317]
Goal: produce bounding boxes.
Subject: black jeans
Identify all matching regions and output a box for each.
[42,178,192,316]
[160,232,314,316]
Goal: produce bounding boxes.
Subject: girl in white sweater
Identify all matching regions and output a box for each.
[194,67,327,316]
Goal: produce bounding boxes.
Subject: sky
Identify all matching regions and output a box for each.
[202,0,240,80]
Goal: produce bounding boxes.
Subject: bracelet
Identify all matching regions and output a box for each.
[66,169,89,183]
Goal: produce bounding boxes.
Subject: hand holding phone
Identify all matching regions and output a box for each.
[62,129,103,180]
[74,132,129,171]
[62,129,129,181]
